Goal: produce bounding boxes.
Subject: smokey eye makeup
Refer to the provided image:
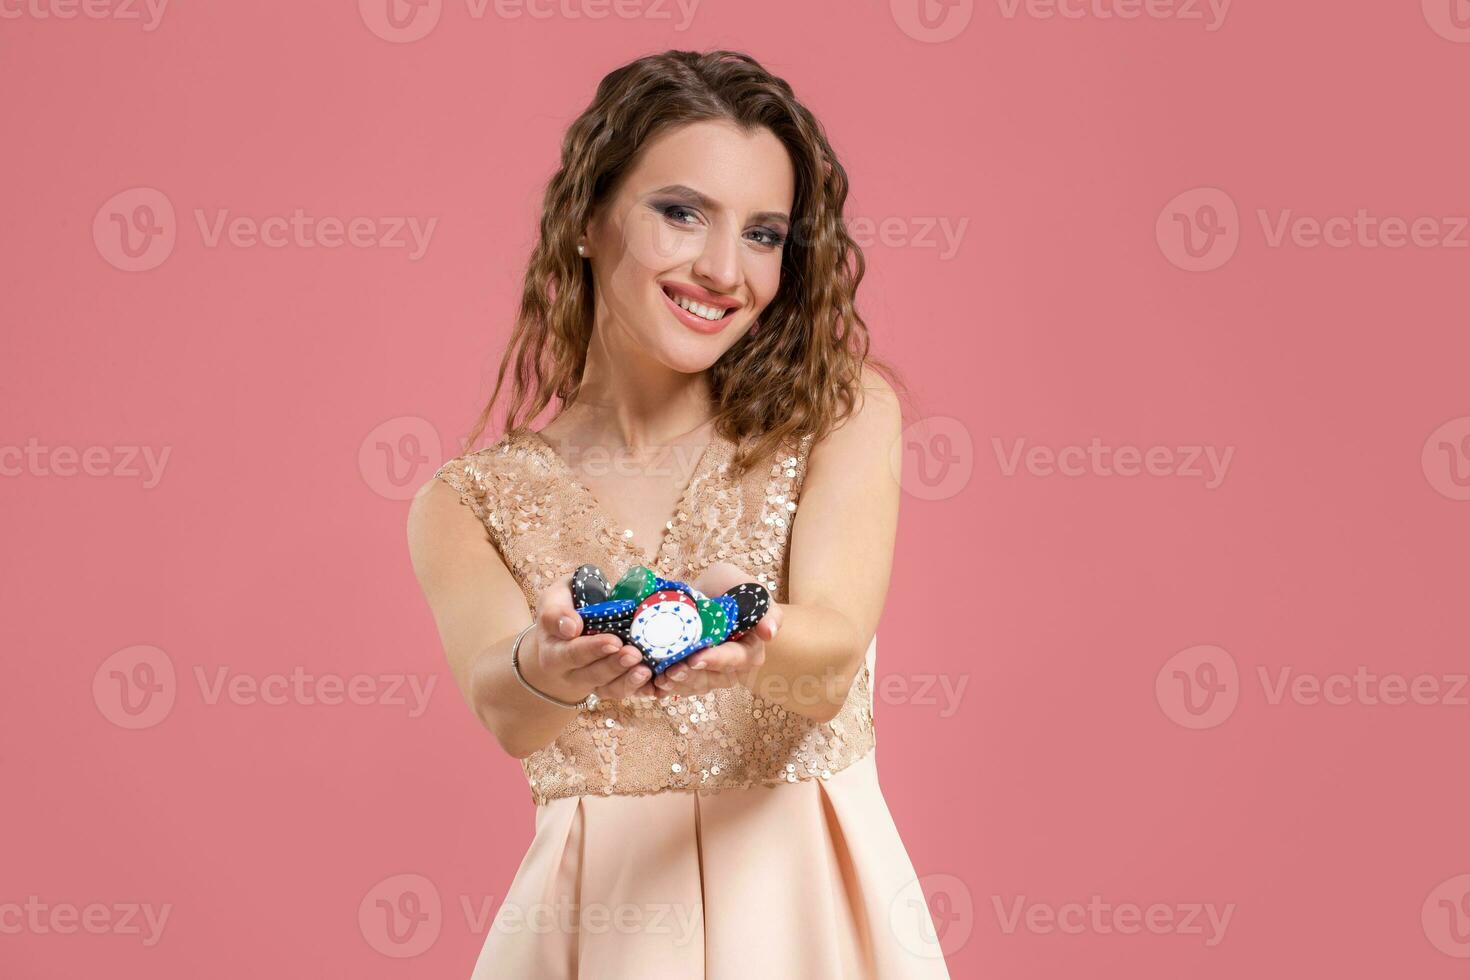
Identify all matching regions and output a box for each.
[645,196,789,251]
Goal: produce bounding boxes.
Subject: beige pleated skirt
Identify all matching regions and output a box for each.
[469,749,953,979]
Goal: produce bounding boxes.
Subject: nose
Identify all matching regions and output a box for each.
[690,224,741,294]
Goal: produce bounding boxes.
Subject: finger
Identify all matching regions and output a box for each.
[593,661,653,701]
[761,603,783,639]
[657,666,738,698]
[653,662,712,696]
[681,638,758,674]
[538,574,582,640]
[544,633,622,673]
[570,644,645,688]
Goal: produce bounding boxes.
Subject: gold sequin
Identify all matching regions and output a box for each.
[433,427,877,805]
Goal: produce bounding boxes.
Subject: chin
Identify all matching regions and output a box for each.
[637,328,737,374]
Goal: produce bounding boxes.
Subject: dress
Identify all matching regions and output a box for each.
[433,426,952,980]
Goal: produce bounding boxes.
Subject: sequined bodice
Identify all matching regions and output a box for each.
[434,427,877,804]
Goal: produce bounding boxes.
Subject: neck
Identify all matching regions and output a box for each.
[563,316,717,451]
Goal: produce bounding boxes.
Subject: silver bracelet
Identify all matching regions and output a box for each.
[510,622,600,711]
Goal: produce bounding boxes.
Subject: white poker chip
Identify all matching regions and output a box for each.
[630,590,702,660]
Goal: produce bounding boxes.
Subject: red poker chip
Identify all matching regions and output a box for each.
[630,590,703,661]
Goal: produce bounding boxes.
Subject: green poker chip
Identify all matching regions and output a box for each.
[609,564,658,602]
[696,597,731,644]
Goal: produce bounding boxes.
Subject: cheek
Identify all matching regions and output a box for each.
[617,213,701,274]
[744,255,784,309]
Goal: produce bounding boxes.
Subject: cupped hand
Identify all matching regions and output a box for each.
[524,573,652,704]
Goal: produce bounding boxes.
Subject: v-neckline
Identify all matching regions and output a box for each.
[524,427,729,574]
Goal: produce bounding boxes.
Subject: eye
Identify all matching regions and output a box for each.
[659,204,701,225]
[747,227,786,249]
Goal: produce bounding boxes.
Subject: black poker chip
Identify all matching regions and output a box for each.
[723,582,771,639]
[571,564,611,608]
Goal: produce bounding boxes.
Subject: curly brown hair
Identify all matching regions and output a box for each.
[462,48,913,476]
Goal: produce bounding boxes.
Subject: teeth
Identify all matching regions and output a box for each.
[668,289,724,321]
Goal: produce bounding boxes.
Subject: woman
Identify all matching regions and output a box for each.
[408,49,951,979]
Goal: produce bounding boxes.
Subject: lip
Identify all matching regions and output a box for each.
[659,283,739,335]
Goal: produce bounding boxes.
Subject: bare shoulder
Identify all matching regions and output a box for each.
[407,475,473,542]
[406,458,496,591]
[806,363,903,473]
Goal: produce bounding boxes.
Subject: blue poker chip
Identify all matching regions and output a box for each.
[576,598,636,642]
[630,590,702,663]
[644,635,715,675]
[653,576,696,598]
[578,598,637,620]
[715,594,739,628]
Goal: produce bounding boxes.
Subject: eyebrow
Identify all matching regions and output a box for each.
[650,184,790,226]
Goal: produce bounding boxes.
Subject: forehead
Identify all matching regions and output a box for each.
[622,119,795,213]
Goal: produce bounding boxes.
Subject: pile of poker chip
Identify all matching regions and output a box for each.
[570,563,772,675]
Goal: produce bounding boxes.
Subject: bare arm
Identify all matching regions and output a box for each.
[406,477,652,758]
[652,368,903,722]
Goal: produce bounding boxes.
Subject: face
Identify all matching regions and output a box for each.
[582,119,795,373]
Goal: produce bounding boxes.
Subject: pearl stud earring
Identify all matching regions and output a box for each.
[576,243,586,256]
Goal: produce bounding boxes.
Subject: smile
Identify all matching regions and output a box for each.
[659,283,739,334]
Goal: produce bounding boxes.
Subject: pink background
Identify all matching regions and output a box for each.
[4,1,1469,977]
